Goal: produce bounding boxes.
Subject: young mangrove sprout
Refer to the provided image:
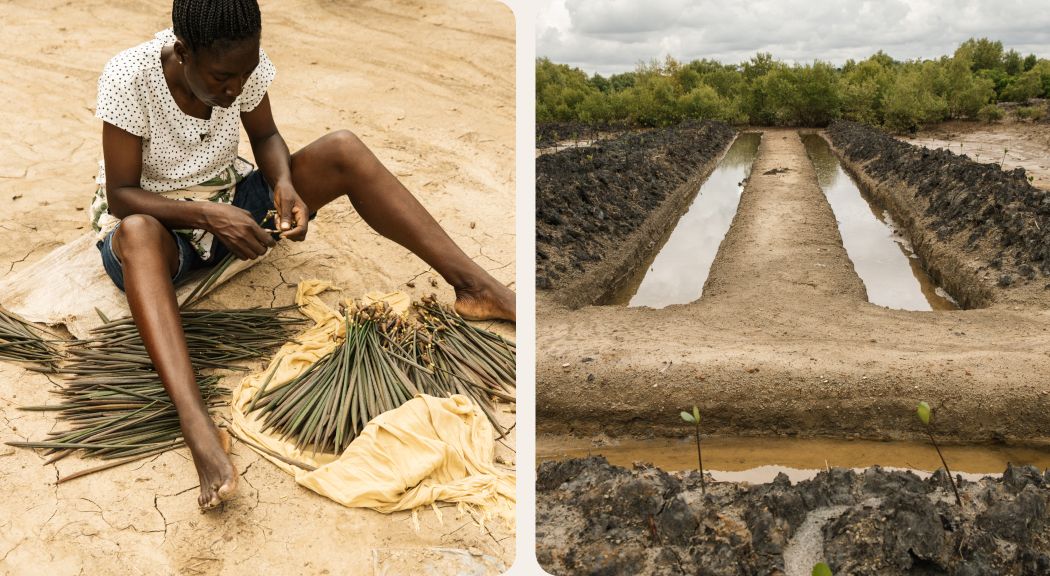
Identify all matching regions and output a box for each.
[916,401,961,505]
[680,404,705,493]
[812,562,833,576]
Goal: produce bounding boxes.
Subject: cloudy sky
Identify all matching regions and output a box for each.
[537,0,1050,76]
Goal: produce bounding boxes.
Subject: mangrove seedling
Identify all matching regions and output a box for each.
[812,562,833,576]
[916,401,961,505]
[680,404,705,493]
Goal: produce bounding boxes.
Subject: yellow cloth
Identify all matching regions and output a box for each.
[229,280,514,523]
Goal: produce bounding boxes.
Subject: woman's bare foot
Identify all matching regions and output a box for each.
[183,417,238,510]
[454,277,516,322]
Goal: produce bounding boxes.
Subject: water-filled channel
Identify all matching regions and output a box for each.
[802,134,958,311]
[537,435,1050,484]
[610,132,762,308]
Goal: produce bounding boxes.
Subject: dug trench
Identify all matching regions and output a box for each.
[536,125,1050,573]
[826,120,1050,310]
[537,126,1050,442]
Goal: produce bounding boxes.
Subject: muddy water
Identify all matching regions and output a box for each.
[537,435,1050,484]
[802,134,958,311]
[609,133,761,308]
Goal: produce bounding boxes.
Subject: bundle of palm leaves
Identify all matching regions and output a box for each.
[8,300,307,480]
[249,297,516,456]
[10,374,226,483]
[0,307,62,369]
[412,295,516,428]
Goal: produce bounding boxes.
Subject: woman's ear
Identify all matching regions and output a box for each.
[173,39,189,65]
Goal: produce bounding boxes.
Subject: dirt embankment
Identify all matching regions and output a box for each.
[538,457,1050,576]
[827,120,1050,309]
[536,121,735,307]
[536,129,1050,445]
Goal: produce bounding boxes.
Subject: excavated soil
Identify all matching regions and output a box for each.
[536,121,735,307]
[0,1,515,574]
[537,128,1050,443]
[827,120,1050,309]
[536,124,1050,574]
[537,457,1050,576]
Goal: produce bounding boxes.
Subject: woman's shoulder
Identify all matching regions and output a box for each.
[100,30,168,83]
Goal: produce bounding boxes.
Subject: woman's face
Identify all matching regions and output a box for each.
[176,36,260,109]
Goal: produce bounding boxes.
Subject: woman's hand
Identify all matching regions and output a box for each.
[273,181,309,241]
[202,203,276,260]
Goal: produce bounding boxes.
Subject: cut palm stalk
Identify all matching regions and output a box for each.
[248,297,515,454]
[0,307,62,369]
[250,306,420,455]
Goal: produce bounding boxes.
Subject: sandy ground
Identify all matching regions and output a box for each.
[906,119,1050,190]
[0,1,515,574]
[537,129,1050,445]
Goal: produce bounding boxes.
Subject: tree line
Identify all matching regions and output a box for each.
[537,39,1050,133]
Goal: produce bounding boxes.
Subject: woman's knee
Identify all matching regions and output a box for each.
[113,214,173,261]
[327,129,369,174]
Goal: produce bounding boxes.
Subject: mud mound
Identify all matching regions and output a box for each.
[535,121,735,292]
[537,121,629,148]
[537,457,1050,575]
[827,120,1050,279]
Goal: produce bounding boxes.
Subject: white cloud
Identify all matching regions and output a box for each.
[537,0,1050,75]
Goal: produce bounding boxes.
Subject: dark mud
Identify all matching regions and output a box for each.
[537,121,630,148]
[827,120,1050,283]
[537,457,1050,575]
[535,121,736,298]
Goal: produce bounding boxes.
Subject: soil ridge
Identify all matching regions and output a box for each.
[537,456,1050,576]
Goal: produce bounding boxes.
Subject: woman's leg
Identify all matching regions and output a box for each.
[287,130,515,321]
[112,214,237,509]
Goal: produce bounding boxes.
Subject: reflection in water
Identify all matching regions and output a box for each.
[619,133,761,308]
[802,134,958,311]
[537,435,1050,484]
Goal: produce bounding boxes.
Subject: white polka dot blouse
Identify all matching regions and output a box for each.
[94,28,276,193]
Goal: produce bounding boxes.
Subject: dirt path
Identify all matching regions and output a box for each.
[0,1,515,574]
[538,129,1050,444]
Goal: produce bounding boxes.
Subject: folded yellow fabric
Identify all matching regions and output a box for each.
[229,280,514,523]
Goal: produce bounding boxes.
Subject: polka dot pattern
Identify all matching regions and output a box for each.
[95,28,276,193]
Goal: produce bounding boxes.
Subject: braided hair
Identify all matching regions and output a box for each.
[172,0,261,52]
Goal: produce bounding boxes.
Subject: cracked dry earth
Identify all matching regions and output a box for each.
[537,128,1050,445]
[0,1,515,574]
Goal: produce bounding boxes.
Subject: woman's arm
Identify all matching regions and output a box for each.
[102,121,274,259]
[241,94,309,241]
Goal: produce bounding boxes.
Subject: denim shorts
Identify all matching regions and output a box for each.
[97,170,278,291]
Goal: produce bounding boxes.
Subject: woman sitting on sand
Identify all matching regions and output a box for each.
[93,0,515,509]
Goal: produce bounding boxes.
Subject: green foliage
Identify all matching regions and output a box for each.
[812,563,833,576]
[1015,105,1046,122]
[882,65,948,133]
[916,401,932,426]
[960,38,1005,72]
[1001,69,1044,102]
[977,104,1004,123]
[536,38,1050,131]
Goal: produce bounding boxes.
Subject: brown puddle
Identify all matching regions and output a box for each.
[537,435,1050,484]
[802,133,958,311]
[607,133,762,308]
